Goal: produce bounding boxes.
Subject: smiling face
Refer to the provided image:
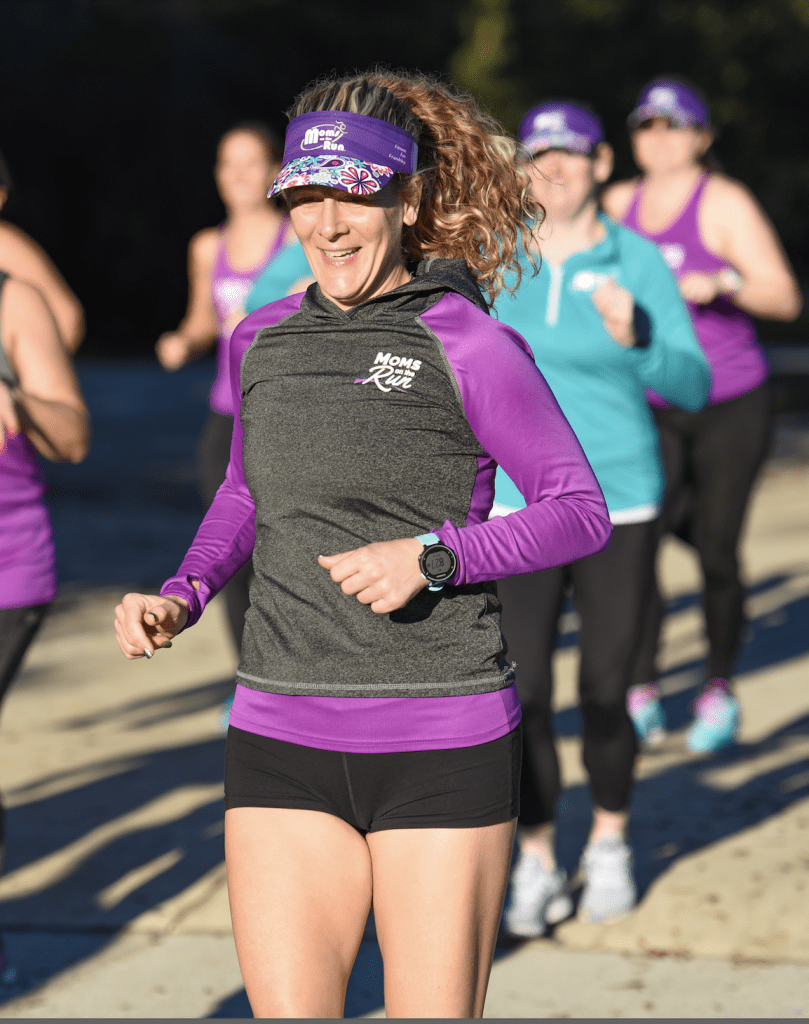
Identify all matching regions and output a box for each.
[287,181,420,310]
[215,130,279,214]
[631,117,713,175]
[527,144,613,223]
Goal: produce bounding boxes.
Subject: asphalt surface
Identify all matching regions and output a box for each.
[0,361,806,1017]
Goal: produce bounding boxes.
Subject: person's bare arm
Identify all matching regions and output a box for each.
[1,278,89,463]
[0,222,85,352]
[155,228,220,370]
[695,176,803,320]
[600,179,639,221]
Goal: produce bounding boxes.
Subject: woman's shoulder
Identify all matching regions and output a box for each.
[699,173,770,246]
[601,177,640,220]
[701,172,760,215]
[423,289,534,363]
[188,226,221,262]
[0,220,54,276]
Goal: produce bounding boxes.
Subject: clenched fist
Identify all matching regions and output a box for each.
[591,279,637,349]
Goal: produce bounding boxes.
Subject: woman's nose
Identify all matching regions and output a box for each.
[318,197,348,239]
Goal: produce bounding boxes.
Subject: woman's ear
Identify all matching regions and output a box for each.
[696,128,715,160]
[0,188,7,213]
[592,143,614,185]
[401,176,423,227]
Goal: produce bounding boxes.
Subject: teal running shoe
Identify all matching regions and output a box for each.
[627,684,667,746]
[686,679,739,753]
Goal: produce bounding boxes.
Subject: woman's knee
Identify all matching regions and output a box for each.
[580,698,633,742]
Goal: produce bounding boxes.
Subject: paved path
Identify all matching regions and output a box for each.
[0,391,807,1015]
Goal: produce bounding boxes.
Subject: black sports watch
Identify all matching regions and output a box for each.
[415,533,457,591]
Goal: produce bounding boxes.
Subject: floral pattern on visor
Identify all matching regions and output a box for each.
[270,156,395,196]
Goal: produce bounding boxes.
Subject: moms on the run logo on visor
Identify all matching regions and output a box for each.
[301,123,347,152]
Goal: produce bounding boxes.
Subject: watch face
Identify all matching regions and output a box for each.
[423,546,455,581]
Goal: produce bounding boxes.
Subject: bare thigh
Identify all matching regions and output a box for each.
[368,819,517,1019]
[225,807,372,1018]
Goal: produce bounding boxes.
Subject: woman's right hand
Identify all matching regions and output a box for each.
[591,279,637,348]
[155,332,194,371]
[114,593,190,660]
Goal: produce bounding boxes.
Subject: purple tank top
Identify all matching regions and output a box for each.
[0,273,57,609]
[209,220,290,416]
[622,174,767,405]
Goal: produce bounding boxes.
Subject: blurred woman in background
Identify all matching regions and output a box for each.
[0,147,84,353]
[495,101,709,937]
[155,123,309,651]
[603,78,802,753]
[0,268,89,982]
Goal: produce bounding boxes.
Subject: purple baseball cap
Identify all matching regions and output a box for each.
[628,80,711,129]
[518,101,604,156]
[268,110,418,197]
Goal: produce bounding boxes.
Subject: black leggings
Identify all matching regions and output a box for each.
[630,384,773,687]
[0,603,50,869]
[195,411,253,652]
[498,522,656,826]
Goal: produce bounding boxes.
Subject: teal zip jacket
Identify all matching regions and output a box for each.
[494,215,710,523]
[245,240,312,314]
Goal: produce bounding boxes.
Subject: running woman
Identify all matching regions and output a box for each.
[114,71,612,1018]
[0,269,90,979]
[494,101,710,935]
[0,147,85,353]
[155,123,310,650]
[602,79,802,753]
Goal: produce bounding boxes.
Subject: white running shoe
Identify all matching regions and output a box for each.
[578,836,637,923]
[503,851,573,938]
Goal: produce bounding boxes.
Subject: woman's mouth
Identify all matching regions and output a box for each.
[320,248,360,266]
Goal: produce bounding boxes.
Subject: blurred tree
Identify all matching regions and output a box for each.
[450,0,522,130]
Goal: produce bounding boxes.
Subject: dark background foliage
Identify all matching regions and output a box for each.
[1,0,807,355]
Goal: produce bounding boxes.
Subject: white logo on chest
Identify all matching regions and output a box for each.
[354,351,422,393]
[660,243,686,271]
[570,271,614,292]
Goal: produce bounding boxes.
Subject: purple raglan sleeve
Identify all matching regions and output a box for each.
[421,293,612,585]
[159,294,305,627]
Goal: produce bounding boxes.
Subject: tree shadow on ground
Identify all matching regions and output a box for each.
[3,550,808,1017]
[549,570,809,893]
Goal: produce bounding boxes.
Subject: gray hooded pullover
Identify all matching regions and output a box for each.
[162,259,611,699]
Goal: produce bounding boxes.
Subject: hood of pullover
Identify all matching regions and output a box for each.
[301,257,490,324]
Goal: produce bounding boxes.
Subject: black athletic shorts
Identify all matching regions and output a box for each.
[224,724,521,833]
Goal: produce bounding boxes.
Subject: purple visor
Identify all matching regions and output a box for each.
[628,80,711,128]
[519,102,604,156]
[268,110,418,197]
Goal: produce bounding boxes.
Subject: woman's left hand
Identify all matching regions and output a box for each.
[319,538,428,614]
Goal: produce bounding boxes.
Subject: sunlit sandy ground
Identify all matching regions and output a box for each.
[0,416,807,1018]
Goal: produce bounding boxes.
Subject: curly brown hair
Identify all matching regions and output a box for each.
[287,69,542,306]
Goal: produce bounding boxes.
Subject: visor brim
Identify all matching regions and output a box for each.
[522,132,597,156]
[627,105,708,129]
[268,156,396,198]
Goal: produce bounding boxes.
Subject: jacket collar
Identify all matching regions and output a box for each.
[301,258,489,323]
